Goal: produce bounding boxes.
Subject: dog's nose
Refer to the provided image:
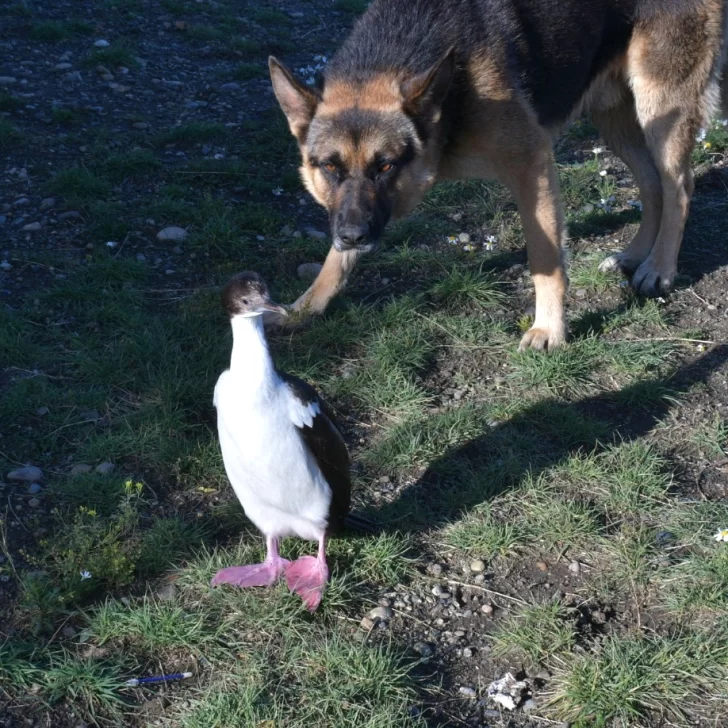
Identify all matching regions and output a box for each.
[338,223,369,247]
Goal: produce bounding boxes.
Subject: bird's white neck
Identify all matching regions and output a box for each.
[229,314,277,390]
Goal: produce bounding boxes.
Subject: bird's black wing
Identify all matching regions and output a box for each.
[279,371,352,533]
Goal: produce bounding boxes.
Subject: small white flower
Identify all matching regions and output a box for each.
[447,235,458,244]
[105,241,117,248]
[463,244,474,252]
[713,529,728,542]
[80,570,92,580]
[592,146,604,155]
[599,170,608,177]
[272,187,284,197]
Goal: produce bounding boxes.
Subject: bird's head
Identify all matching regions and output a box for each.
[222,272,288,320]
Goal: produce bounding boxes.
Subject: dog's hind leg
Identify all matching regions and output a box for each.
[626,9,723,297]
[592,95,664,276]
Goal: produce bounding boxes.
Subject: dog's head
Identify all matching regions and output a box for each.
[269,51,454,253]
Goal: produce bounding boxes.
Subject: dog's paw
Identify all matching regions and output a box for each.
[631,259,674,298]
[599,253,641,276]
[518,325,566,352]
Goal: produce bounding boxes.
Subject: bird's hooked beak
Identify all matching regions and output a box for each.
[257,297,288,319]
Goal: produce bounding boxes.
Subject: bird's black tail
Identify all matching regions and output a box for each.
[344,512,377,534]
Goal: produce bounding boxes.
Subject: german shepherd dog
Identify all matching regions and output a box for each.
[269,0,727,350]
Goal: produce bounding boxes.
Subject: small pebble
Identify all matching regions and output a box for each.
[27,483,42,495]
[481,604,493,615]
[61,626,78,638]
[413,641,434,658]
[458,232,470,243]
[459,686,477,698]
[360,616,376,631]
[71,463,92,476]
[297,262,323,280]
[522,698,538,714]
[94,39,110,47]
[157,226,187,242]
[22,222,42,232]
[304,228,327,241]
[369,606,393,622]
[28,498,41,508]
[469,559,486,573]
[95,462,115,476]
[156,582,178,601]
[35,406,50,416]
[7,466,43,482]
[568,561,581,575]
[536,560,548,572]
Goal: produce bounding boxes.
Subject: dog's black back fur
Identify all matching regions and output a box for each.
[326,0,641,126]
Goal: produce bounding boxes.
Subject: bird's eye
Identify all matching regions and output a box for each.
[323,162,337,174]
[379,162,394,174]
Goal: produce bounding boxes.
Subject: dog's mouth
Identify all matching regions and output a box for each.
[333,237,379,254]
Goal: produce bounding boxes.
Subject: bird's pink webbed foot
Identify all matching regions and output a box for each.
[285,536,330,612]
[211,537,289,589]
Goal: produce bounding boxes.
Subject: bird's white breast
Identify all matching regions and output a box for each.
[214,368,332,542]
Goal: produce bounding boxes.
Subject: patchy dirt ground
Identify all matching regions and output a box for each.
[1,1,728,727]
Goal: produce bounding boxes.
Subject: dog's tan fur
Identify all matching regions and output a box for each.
[271,0,727,350]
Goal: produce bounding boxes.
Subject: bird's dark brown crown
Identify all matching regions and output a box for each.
[222,271,271,317]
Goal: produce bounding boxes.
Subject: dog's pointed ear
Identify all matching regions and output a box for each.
[269,56,321,142]
[401,47,455,116]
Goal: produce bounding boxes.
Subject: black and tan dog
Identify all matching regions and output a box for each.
[269,0,727,350]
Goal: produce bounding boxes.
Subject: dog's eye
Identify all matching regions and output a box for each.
[323,162,337,174]
[379,162,395,175]
[241,298,249,305]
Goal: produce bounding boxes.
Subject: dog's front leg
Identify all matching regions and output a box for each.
[290,245,363,318]
[503,151,568,352]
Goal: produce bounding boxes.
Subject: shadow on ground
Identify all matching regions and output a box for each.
[369,344,728,532]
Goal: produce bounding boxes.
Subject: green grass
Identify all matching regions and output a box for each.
[334,0,370,11]
[0,92,22,112]
[232,61,267,80]
[83,42,137,69]
[251,7,291,25]
[548,628,728,725]
[43,653,128,722]
[0,118,22,149]
[48,166,110,200]
[493,600,575,665]
[153,122,228,147]
[101,148,161,182]
[29,18,93,40]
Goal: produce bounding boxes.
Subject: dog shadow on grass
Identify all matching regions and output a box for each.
[366,344,728,534]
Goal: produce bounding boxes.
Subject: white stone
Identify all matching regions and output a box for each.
[156,226,187,242]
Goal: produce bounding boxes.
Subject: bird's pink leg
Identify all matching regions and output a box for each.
[285,536,329,612]
[211,536,289,588]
